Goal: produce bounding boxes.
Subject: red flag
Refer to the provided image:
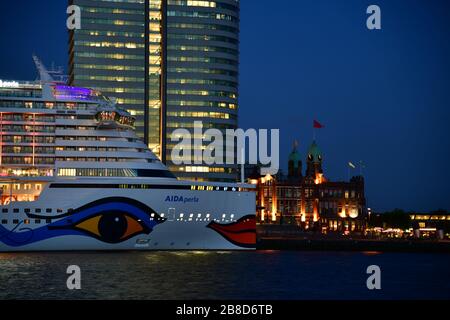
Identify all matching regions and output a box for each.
[313,120,324,129]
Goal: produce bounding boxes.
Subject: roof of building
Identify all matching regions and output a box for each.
[308,140,322,162]
[288,141,302,167]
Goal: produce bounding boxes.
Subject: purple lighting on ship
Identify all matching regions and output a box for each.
[52,85,99,101]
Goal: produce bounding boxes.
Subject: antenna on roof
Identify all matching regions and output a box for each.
[32,55,56,100]
[32,55,54,83]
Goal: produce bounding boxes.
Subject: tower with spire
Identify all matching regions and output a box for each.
[288,140,302,180]
[305,140,326,185]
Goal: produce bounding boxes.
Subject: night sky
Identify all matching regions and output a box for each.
[0,1,449,212]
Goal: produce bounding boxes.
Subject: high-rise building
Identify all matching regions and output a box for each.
[69,0,240,182]
[68,0,163,155]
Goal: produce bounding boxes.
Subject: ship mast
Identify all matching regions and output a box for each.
[32,55,55,100]
[32,55,54,83]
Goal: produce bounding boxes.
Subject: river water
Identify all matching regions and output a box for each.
[0,251,449,300]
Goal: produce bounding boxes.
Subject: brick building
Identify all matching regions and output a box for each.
[251,141,367,234]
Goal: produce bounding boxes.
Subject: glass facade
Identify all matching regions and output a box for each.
[147,0,164,155]
[166,0,239,181]
[69,0,240,181]
[68,0,150,146]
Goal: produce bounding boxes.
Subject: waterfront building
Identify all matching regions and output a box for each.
[364,210,450,240]
[251,141,368,234]
[410,212,449,239]
[69,0,240,182]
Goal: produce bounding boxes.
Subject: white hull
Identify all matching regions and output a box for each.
[0,180,256,252]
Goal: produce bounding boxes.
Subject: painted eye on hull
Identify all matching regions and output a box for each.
[75,211,148,243]
[0,198,165,247]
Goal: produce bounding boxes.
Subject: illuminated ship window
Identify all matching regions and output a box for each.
[96,111,135,127]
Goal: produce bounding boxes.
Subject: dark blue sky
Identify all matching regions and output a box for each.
[0,1,449,212]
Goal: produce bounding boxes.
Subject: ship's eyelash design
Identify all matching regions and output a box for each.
[48,197,166,244]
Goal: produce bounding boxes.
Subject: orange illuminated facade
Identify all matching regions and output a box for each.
[251,141,367,234]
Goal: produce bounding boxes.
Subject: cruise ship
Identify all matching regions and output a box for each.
[0,57,256,251]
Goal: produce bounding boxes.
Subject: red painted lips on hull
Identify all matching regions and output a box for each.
[207,215,256,248]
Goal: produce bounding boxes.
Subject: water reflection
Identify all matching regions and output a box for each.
[0,251,449,300]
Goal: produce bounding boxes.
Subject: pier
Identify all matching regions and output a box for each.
[257,225,450,253]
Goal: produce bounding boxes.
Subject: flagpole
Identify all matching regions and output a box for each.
[348,162,356,181]
[359,160,365,177]
[313,120,323,141]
